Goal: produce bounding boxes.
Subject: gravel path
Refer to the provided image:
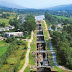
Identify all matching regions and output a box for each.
[19,31,34,72]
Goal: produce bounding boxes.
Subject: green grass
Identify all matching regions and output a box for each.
[52,66,71,72]
[0,13,16,26]
[0,40,9,56]
[42,21,49,41]
[17,51,27,71]
[24,66,30,72]
[0,43,27,72]
[7,57,18,64]
[0,45,9,56]
[55,15,72,20]
[0,18,10,26]
[29,31,36,65]
[0,40,7,46]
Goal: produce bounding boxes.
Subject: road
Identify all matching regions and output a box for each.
[49,42,58,66]
[19,31,34,72]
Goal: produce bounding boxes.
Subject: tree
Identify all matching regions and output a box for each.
[51,25,56,30]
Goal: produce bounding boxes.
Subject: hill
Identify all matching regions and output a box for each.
[47,4,72,11]
[0,1,27,9]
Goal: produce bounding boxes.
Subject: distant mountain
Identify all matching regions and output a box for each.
[47,4,72,11]
[0,1,27,9]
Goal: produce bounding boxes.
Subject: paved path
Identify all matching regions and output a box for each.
[19,31,34,72]
[49,42,58,66]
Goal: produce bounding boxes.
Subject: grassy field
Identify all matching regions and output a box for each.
[0,43,27,72]
[42,21,49,41]
[52,66,71,72]
[0,18,10,26]
[24,66,30,72]
[55,15,72,20]
[0,45,9,56]
[0,12,16,26]
[0,40,7,46]
[0,40,9,56]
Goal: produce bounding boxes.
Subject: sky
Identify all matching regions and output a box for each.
[0,0,72,9]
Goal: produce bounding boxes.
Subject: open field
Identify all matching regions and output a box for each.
[0,40,7,46]
[54,15,72,20]
[0,12,16,26]
[0,45,9,56]
[0,18,10,26]
[0,40,8,56]
[24,66,30,72]
[42,21,49,41]
[0,40,27,72]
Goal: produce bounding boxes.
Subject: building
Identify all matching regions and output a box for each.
[0,25,15,32]
[48,27,54,31]
[21,15,25,24]
[0,28,5,32]
[7,25,15,29]
[57,24,62,28]
[35,15,45,21]
[0,14,2,17]
[3,32,23,38]
[5,27,9,31]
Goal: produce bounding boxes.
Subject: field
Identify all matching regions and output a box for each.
[0,40,7,46]
[0,12,16,26]
[55,15,72,20]
[0,41,27,72]
[0,45,9,56]
[42,21,49,41]
[0,40,8,56]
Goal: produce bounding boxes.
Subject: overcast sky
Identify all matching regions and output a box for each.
[0,0,72,9]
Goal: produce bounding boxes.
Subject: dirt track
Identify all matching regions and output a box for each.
[19,31,34,72]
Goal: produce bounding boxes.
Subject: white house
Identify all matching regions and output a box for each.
[3,32,23,38]
[57,24,62,28]
[0,28,5,32]
[7,25,15,29]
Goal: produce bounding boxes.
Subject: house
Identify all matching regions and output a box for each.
[7,25,15,29]
[0,37,6,40]
[5,27,9,31]
[0,28,5,32]
[3,32,23,38]
[57,24,62,28]
[48,27,54,31]
[21,15,25,24]
[0,14,2,17]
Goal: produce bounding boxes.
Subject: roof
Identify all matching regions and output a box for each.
[35,15,45,21]
[4,32,23,36]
